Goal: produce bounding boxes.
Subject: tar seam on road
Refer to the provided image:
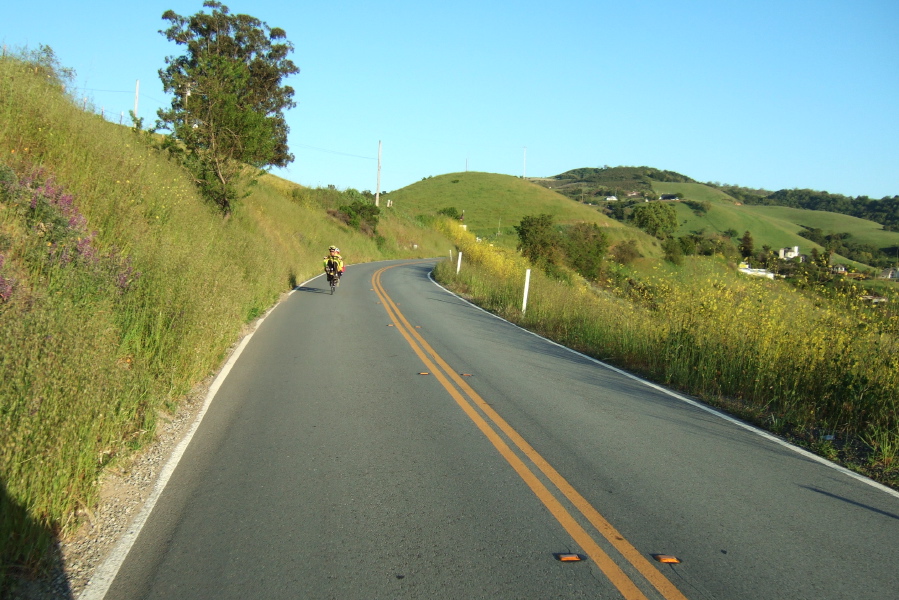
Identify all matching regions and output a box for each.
[373,264,689,600]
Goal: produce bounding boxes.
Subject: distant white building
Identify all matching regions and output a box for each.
[779,246,801,260]
[879,268,899,280]
[738,264,775,279]
[605,196,618,202]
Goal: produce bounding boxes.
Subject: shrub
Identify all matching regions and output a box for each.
[611,239,641,265]
[437,206,460,219]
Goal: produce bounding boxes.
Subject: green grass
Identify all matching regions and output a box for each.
[750,205,899,250]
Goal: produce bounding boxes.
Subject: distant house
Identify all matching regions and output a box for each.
[605,196,618,202]
[878,268,899,280]
[627,191,642,197]
[831,264,847,275]
[779,246,801,260]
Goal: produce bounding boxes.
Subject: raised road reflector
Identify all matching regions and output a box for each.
[419,372,430,375]
[461,373,473,377]
[652,555,681,564]
[554,553,583,562]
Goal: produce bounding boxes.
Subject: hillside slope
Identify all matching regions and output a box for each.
[529,168,899,269]
[653,182,899,267]
[387,171,661,256]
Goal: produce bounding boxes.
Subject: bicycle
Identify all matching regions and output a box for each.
[326,268,340,294]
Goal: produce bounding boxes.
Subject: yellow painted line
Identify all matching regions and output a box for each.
[373,265,689,600]
[372,267,647,599]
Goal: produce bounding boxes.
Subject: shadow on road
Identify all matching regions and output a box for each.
[800,485,899,520]
[293,285,330,294]
[1,479,74,600]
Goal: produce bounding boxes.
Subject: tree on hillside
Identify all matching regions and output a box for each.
[514,214,561,267]
[157,1,299,213]
[739,231,754,259]
[631,202,677,238]
[563,222,609,280]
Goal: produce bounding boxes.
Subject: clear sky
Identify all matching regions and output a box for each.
[4,0,898,198]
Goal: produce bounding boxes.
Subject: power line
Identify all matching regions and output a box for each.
[294,143,376,160]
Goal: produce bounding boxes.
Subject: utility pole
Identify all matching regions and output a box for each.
[134,79,140,120]
[375,140,382,207]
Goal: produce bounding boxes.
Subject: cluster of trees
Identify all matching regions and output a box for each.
[155,1,299,213]
[514,214,609,280]
[331,200,380,235]
[544,167,694,203]
[603,199,749,266]
[797,228,896,268]
[659,230,745,265]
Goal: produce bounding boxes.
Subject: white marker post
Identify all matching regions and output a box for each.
[456,252,462,274]
[522,269,531,315]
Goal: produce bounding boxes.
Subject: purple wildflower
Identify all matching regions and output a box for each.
[76,232,99,264]
[0,260,14,302]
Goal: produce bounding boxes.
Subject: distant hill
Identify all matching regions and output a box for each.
[530,166,696,201]
[384,171,661,256]
[529,167,899,269]
[386,166,899,270]
[540,166,899,230]
[728,187,899,232]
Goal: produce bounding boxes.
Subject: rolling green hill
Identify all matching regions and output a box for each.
[653,182,899,267]
[386,171,662,256]
[529,169,899,269]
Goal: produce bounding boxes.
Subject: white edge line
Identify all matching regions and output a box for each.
[78,275,321,600]
[427,270,899,501]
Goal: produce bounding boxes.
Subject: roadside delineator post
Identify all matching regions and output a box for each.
[522,268,531,315]
[456,251,462,274]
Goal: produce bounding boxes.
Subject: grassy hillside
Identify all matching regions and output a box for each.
[0,49,448,584]
[387,171,662,256]
[654,182,899,267]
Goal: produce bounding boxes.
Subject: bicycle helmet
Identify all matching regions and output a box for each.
[328,245,337,251]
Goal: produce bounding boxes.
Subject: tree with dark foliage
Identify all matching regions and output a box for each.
[739,231,754,259]
[157,1,299,213]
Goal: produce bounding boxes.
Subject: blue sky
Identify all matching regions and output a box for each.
[4,0,898,198]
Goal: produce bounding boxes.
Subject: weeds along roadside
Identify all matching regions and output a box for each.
[0,50,449,583]
[433,219,899,490]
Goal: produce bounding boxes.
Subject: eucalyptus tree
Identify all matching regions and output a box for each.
[157,1,299,213]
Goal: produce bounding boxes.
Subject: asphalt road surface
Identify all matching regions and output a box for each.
[93,259,899,599]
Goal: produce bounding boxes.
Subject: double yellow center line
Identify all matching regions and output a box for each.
[372,265,689,600]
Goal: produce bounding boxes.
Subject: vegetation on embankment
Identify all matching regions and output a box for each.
[0,49,448,584]
[432,219,899,491]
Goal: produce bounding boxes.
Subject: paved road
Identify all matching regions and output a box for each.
[97,259,899,599]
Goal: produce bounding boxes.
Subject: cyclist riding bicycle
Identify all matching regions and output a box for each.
[323,245,345,287]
